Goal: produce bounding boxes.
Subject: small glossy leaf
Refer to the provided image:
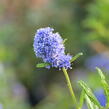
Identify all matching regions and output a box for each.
[70,52,83,63]
[36,63,50,68]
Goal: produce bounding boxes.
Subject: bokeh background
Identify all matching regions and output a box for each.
[0,0,109,109]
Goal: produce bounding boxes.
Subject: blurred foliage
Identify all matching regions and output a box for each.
[84,0,109,44]
[0,0,109,109]
[0,63,30,109]
[34,85,73,109]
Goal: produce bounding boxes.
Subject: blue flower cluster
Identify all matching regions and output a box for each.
[33,27,72,69]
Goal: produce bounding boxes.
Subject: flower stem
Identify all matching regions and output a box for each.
[62,67,77,107]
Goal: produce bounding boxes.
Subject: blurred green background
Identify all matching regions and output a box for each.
[0,0,109,109]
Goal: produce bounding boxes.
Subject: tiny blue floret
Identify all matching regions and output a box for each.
[33,27,72,69]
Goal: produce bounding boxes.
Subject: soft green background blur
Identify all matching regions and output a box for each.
[0,0,109,109]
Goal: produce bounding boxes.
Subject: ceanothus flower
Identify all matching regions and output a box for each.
[50,54,72,69]
[33,27,72,69]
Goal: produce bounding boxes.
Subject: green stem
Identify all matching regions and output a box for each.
[62,67,77,107]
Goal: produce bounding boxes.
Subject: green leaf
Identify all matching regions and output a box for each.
[63,38,68,44]
[85,95,95,109]
[79,89,85,109]
[96,67,109,104]
[85,95,99,109]
[96,67,105,80]
[70,52,83,63]
[36,63,50,68]
[78,81,101,108]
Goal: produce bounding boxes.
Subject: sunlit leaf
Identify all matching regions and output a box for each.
[70,52,83,63]
[36,63,50,68]
[85,95,94,109]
